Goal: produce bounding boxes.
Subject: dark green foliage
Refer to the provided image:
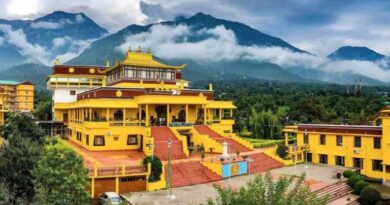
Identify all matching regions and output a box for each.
[201,80,390,137]
[276,144,288,158]
[0,135,42,203]
[0,183,9,205]
[33,91,52,120]
[2,113,44,142]
[347,175,364,187]
[249,109,281,139]
[359,186,382,205]
[143,156,163,182]
[33,138,90,204]
[205,172,327,205]
[353,181,369,195]
[343,169,356,178]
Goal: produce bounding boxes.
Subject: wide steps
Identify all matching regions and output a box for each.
[314,182,353,203]
[152,127,187,161]
[247,153,284,174]
[195,125,250,153]
[167,161,222,188]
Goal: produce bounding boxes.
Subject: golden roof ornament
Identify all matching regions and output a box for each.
[128,46,131,52]
[136,46,142,53]
[54,58,60,65]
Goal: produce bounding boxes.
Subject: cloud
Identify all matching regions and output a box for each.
[116,24,390,82]
[30,21,62,29]
[0,36,4,45]
[0,24,49,64]
[0,24,96,65]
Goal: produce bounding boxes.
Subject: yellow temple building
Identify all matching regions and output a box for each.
[47,48,256,197]
[283,106,390,183]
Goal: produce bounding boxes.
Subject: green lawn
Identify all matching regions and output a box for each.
[369,182,390,199]
[242,138,286,148]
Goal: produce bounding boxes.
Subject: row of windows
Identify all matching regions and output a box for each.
[108,66,176,82]
[304,134,381,149]
[317,154,383,172]
[69,130,140,147]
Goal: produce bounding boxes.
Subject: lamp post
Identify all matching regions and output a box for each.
[304,129,308,168]
[167,138,176,199]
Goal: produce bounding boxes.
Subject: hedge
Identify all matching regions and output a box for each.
[347,174,363,187]
[359,186,381,205]
[343,169,355,178]
[353,180,369,195]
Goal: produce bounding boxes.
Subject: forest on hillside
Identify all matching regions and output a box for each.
[194,79,390,139]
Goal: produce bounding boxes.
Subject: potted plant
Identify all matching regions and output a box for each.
[201,151,205,161]
[209,147,214,153]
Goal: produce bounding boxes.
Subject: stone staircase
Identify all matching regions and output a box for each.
[151,127,188,161]
[247,153,284,174]
[195,125,251,153]
[167,161,222,188]
[314,181,353,203]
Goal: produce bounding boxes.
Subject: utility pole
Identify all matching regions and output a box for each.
[167,138,176,199]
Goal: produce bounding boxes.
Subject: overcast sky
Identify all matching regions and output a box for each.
[1,0,390,56]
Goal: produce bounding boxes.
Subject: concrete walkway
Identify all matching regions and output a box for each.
[125,164,351,205]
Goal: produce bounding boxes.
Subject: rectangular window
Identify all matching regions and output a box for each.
[335,156,345,166]
[127,135,138,145]
[354,136,361,148]
[319,154,328,164]
[70,90,76,95]
[306,153,312,163]
[320,134,326,145]
[374,137,381,149]
[353,158,363,169]
[303,134,309,144]
[372,160,383,172]
[94,135,105,146]
[336,135,343,146]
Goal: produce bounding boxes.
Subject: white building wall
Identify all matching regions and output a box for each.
[52,88,91,103]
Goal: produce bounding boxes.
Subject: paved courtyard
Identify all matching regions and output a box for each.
[125,163,346,205]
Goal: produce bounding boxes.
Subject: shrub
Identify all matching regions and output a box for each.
[276,144,288,158]
[347,175,363,187]
[343,169,355,178]
[359,186,381,205]
[143,155,162,182]
[353,180,369,195]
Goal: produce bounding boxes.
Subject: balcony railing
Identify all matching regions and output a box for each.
[169,122,193,127]
[87,165,147,177]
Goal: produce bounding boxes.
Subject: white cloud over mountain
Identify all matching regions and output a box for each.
[117,24,390,82]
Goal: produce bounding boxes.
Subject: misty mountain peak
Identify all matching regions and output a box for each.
[328,46,385,61]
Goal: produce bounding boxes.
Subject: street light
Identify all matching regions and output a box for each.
[304,129,308,168]
[166,138,176,199]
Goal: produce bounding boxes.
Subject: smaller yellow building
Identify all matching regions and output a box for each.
[284,107,390,182]
[0,88,7,126]
[0,80,34,112]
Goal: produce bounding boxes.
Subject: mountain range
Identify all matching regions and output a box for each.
[0,11,389,89]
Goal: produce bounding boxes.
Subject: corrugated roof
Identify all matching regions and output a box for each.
[0,80,21,85]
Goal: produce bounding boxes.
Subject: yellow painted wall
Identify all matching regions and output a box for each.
[191,127,223,153]
[68,121,150,151]
[16,84,34,111]
[291,131,385,180]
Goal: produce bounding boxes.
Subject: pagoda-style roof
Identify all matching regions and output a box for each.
[105,48,186,73]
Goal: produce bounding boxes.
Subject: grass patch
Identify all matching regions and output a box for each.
[368,182,390,199]
[242,138,285,148]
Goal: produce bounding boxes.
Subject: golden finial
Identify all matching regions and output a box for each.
[106,60,110,67]
[209,83,213,91]
[54,58,60,65]
[147,48,151,54]
[128,46,131,52]
[137,45,142,52]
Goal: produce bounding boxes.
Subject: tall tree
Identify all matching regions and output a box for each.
[0,135,42,203]
[205,173,327,205]
[2,113,44,142]
[33,138,90,205]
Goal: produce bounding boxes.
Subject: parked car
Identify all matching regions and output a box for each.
[98,192,124,205]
